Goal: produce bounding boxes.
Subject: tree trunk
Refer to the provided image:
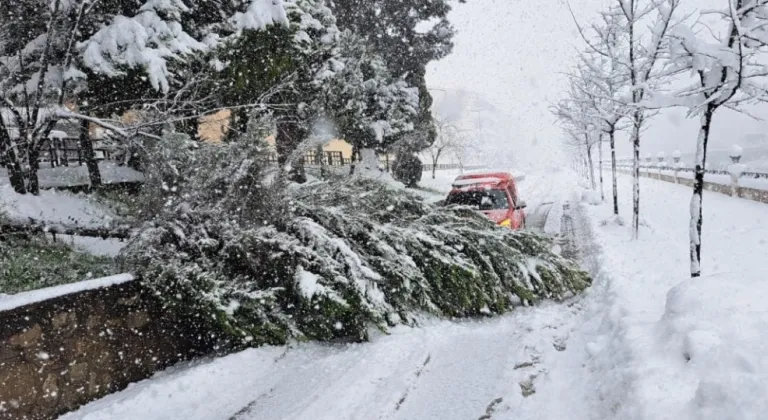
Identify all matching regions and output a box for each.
[349,143,359,175]
[609,128,619,216]
[79,116,102,189]
[1,130,27,194]
[585,135,596,190]
[5,158,27,194]
[27,146,41,195]
[598,135,604,200]
[276,120,306,183]
[177,112,200,141]
[690,107,714,278]
[225,108,249,143]
[431,151,440,179]
[631,113,642,239]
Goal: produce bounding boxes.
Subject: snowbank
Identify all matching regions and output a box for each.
[0,273,135,312]
[659,273,768,420]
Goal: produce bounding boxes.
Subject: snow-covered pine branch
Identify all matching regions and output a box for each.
[81,0,290,93]
[321,30,419,158]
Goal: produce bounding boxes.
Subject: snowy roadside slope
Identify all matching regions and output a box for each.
[580,174,768,420]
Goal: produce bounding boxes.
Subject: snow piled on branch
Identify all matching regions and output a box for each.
[231,0,289,32]
[81,0,204,91]
[81,0,290,92]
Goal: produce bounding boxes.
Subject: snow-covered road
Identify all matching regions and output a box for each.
[63,170,610,420]
[64,303,589,420]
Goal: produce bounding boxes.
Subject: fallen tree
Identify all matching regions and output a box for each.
[118,136,591,350]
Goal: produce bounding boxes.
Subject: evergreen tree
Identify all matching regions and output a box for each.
[322,31,419,156]
[330,0,464,152]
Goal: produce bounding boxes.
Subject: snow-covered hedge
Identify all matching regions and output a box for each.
[119,140,589,349]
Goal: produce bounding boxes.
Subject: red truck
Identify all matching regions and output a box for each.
[444,172,527,230]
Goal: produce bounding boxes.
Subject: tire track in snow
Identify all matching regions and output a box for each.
[478,397,504,420]
[391,353,432,414]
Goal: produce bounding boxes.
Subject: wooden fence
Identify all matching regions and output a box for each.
[0,137,116,168]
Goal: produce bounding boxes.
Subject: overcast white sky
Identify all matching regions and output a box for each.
[427,0,768,165]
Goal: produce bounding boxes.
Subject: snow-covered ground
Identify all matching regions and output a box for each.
[61,169,768,420]
[578,174,768,420]
[0,183,116,228]
[61,305,585,420]
[0,162,144,189]
[0,182,126,256]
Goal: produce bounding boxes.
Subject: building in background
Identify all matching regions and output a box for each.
[198,109,355,160]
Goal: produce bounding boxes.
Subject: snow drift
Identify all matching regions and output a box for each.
[659,274,768,420]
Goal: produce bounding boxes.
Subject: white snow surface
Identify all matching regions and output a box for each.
[0,274,134,312]
[580,174,768,420]
[450,176,503,187]
[61,303,589,420]
[0,172,126,255]
[0,184,117,228]
[0,161,145,189]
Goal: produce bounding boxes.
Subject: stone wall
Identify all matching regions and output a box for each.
[0,280,211,419]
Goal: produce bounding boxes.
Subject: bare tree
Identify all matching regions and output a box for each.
[569,13,631,216]
[553,81,604,193]
[427,116,469,179]
[0,0,92,194]
[572,0,682,237]
[661,0,768,277]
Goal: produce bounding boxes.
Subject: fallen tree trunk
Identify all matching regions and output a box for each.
[0,218,133,240]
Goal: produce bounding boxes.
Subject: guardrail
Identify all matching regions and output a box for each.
[611,163,768,180]
[605,163,768,204]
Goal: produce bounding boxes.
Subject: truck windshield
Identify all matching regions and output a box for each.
[446,189,509,210]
